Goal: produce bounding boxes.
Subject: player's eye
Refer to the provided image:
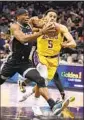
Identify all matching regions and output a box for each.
[49,15,52,17]
[54,16,56,18]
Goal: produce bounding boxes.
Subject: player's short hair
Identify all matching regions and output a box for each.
[15,8,28,17]
[44,8,57,16]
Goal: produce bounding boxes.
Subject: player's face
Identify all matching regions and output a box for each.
[18,13,30,23]
[45,12,57,22]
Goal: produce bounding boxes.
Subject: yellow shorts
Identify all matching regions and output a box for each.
[38,54,59,80]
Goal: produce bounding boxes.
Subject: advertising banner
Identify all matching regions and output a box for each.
[49,65,84,90]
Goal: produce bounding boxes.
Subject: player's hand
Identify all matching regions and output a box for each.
[42,22,56,34]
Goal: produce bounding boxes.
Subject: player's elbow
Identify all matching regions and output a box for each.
[74,42,77,47]
[72,41,77,48]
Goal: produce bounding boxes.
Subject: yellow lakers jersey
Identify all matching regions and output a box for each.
[37,32,64,56]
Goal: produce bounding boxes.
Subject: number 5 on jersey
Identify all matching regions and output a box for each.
[48,40,53,48]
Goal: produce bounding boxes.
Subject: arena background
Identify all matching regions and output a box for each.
[0,1,84,120]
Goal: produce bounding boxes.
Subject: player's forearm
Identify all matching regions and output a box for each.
[65,41,76,48]
[32,22,44,29]
[30,17,44,28]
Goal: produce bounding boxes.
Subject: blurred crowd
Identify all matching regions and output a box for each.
[0,1,84,66]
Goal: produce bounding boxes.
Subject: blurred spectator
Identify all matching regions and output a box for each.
[0,32,5,50]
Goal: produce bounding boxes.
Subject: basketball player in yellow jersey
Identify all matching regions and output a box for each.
[30,9,76,117]
[32,9,76,91]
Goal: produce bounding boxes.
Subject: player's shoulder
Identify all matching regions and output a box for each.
[58,23,68,33]
[59,24,67,30]
[10,22,20,30]
[55,23,68,32]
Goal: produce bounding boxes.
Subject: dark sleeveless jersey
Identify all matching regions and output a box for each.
[11,23,33,60]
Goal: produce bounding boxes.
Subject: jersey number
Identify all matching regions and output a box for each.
[48,40,53,48]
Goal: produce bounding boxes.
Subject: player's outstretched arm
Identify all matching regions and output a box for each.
[60,25,76,48]
[10,23,55,43]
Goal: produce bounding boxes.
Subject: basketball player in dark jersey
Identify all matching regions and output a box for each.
[0,8,70,115]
